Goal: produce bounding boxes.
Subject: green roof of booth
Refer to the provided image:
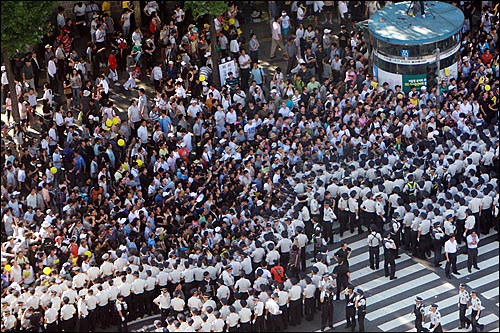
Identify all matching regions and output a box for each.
[368,1,464,45]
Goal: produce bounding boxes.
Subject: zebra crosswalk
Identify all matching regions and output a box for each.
[307,230,499,332]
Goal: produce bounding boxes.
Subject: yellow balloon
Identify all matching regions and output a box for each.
[485,84,491,91]
[106,119,113,127]
[199,75,206,82]
[24,271,30,277]
[42,267,52,275]
[122,163,129,171]
[237,28,243,35]
[112,117,120,125]
[228,18,235,25]
[4,264,11,272]
[53,259,60,265]
[84,250,92,258]
[136,159,143,167]
[118,139,125,147]
[72,257,78,264]
[50,167,58,174]
[223,25,229,31]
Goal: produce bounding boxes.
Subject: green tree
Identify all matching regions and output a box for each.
[1,1,56,123]
[184,1,230,89]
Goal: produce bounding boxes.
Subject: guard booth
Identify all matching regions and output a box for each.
[368,1,464,93]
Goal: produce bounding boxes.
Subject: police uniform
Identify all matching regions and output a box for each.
[431,222,445,267]
[355,289,366,332]
[338,193,349,236]
[367,230,382,270]
[320,287,334,331]
[383,234,397,279]
[303,280,316,321]
[153,289,171,324]
[288,282,302,326]
[391,213,402,258]
[428,304,443,332]
[458,284,472,329]
[405,175,417,202]
[413,297,426,332]
[115,295,129,333]
[418,214,432,259]
[470,292,485,332]
[252,298,265,332]
[344,288,356,331]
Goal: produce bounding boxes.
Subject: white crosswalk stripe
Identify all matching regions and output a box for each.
[481,287,499,299]
[304,230,498,333]
[374,283,455,330]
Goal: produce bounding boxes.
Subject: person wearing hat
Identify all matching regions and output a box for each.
[390,212,402,259]
[338,192,349,237]
[427,303,442,332]
[411,296,426,332]
[355,288,367,332]
[322,200,336,244]
[265,292,282,331]
[115,293,129,332]
[383,232,398,280]
[2,308,16,332]
[375,193,386,231]
[431,221,445,267]
[250,295,265,332]
[404,174,418,203]
[444,233,459,279]
[360,192,377,234]
[340,284,356,330]
[457,284,472,329]
[130,271,146,320]
[469,290,485,332]
[417,212,432,260]
[319,283,334,331]
[288,278,302,326]
[464,208,476,238]
[153,288,171,324]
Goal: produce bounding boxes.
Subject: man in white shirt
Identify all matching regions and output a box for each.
[137,120,149,144]
[466,231,480,273]
[238,49,251,91]
[151,62,163,92]
[270,17,287,59]
[444,234,459,279]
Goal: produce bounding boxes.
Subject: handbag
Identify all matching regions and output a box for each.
[63,86,72,95]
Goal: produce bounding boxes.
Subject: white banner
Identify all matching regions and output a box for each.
[374,65,403,92]
[218,57,237,86]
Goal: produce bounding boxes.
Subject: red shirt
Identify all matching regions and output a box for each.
[108,54,118,70]
[481,52,492,64]
[270,265,285,283]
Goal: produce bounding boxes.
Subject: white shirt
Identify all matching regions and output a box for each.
[238,54,251,69]
[151,66,163,81]
[444,238,458,254]
[466,234,479,249]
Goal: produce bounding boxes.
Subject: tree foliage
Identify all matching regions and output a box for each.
[1,1,55,57]
[1,1,56,123]
[184,1,230,89]
[184,1,230,20]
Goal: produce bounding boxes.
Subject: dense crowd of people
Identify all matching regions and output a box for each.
[1,1,499,332]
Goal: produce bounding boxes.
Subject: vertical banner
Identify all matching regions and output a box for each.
[219,57,237,86]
